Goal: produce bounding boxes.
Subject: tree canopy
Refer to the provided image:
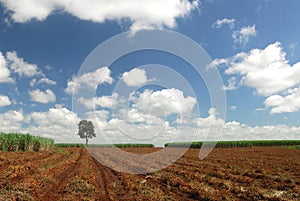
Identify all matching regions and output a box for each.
[77,120,96,146]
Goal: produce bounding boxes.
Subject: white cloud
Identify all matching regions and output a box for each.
[30,77,56,87]
[65,67,113,94]
[1,0,199,33]
[78,93,119,109]
[130,88,196,116]
[222,121,300,141]
[230,105,237,111]
[30,78,37,87]
[223,77,237,91]
[212,18,235,29]
[30,107,78,128]
[29,89,56,104]
[0,110,26,133]
[28,106,81,142]
[255,107,267,112]
[288,42,298,57]
[194,108,224,128]
[0,0,66,22]
[264,86,300,114]
[86,110,110,121]
[122,68,152,87]
[118,108,165,126]
[0,107,81,142]
[0,51,14,83]
[37,77,56,85]
[232,25,256,45]
[77,97,96,110]
[6,51,42,77]
[80,87,198,143]
[209,42,300,114]
[45,65,52,70]
[213,42,300,97]
[0,106,299,145]
[0,95,11,107]
[206,58,228,70]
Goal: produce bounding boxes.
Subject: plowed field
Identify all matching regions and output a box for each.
[0,147,299,200]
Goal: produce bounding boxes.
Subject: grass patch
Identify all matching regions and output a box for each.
[283,145,300,149]
[54,148,70,155]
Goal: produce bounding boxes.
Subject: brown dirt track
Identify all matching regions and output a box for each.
[0,147,299,200]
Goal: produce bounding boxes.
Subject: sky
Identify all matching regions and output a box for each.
[0,0,300,146]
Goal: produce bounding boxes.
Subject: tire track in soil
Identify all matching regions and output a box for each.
[89,149,193,200]
[91,157,115,201]
[38,149,84,201]
[94,158,191,200]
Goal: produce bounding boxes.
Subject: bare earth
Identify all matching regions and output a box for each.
[0,147,299,200]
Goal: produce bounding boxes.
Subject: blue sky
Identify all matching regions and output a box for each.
[0,0,299,146]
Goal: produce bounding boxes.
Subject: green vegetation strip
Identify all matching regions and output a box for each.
[55,143,154,148]
[0,132,54,152]
[284,145,300,149]
[165,140,300,148]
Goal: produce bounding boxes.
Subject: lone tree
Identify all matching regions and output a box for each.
[77,120,96,146]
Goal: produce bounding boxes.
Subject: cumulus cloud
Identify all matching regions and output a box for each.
[0,106,299,145]
[211,42,300,97]
[6,51,42,77]
[37,77,56,85]
[78,93,119,109]
[212,18,235,29]
[222,77,237,91]
[206,58,228,70]
[122,68,152,87]
[29,89,56,104]
[194,108,224,128]
[1,0,199,32]
[130,88,196,116]
[221,121,300,141]
[0,107,81,142]
[0,95,11,107]
[0,110,26,132]
[28,107,80,142]
[77,87,198,142]
[30,107,78,128]
[264,86,300,114]
[0,51,14,83]
[86,110,110,121]
[209,42,300,114]
[232,25,256,45]
[192,113,300,142]
[65,67,113,94]
[30,77,57,87]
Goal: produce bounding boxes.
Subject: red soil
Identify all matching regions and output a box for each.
[0,147,299,200]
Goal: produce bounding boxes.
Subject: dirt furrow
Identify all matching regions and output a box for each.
[91,158,116,200]
[37,149,83,200]
[0,147,299,200]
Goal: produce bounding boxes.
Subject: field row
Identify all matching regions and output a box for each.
[0,147,299,200]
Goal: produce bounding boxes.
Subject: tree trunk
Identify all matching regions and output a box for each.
[86,137,88,146]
